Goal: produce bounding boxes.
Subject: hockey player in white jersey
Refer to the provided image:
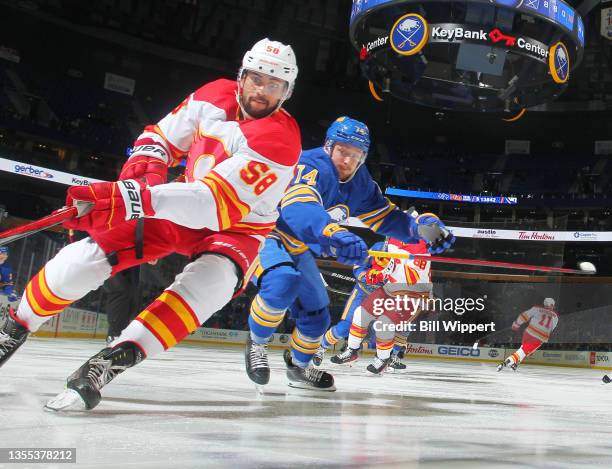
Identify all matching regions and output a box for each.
[0,39,302,411]
[497,297,559,371]
[331,237,432,374]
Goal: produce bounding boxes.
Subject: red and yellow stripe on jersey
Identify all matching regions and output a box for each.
[201,171,250,231]
[526,324,550,341]
[404,265,421,284]
[231,221,276,236]
[356,199,396,232]
[290,329,321,355]
[349,323,368,339]
[136,290,199,350]
[25,268,73,317]
[376,338,395,351]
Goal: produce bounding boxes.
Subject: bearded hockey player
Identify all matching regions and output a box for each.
[0,38,301,411]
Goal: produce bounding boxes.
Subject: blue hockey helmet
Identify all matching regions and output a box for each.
[325,116,370,155]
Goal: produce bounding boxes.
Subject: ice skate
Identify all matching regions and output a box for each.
[285,351,335,391]
[496,361,506,372]
[45,342,142,411]
[245,335,270,386]
[0,307,29,368]
[603,374,611,384]
[388,353,406,370]
[330,347,359,365]
[366,355,389,375]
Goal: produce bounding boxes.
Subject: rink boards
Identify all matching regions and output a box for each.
[2,298,611,371]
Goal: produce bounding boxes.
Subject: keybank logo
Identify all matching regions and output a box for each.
[14,164,54,179]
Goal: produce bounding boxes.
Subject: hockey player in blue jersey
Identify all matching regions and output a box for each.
[245,116,454,390]
[0,247,17,303]
[312,240,386,366]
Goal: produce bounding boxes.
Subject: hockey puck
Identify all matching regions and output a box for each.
[578,261,596,274]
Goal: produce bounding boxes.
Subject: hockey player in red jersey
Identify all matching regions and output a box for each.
[0,39,302,411]
[331,237,432,374]
[497,297,559,371]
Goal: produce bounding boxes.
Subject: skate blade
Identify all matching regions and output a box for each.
[44,389,87,412]
[287,381,336,392]
[255,384,266,396]
[329,360,357,367]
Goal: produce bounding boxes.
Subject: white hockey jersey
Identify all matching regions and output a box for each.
[514,305,559,342]
[379,239,432,295]
[130,79,301,236]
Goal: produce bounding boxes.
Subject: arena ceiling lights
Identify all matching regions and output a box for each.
[349,0,584,112]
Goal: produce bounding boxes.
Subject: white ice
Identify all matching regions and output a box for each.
[3,338,612,468]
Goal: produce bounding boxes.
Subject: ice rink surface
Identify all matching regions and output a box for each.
[3,338,612,469]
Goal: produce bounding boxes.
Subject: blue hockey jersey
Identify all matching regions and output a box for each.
[0,262,14,296]
[274,147,418,255]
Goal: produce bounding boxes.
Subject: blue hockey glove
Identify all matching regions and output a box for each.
[319,223,368,265]
[410,213,455,254]
[7,293,17,302]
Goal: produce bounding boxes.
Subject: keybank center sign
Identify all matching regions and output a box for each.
[429,23,550,63]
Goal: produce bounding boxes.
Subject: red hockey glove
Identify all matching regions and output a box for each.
[119,155,168,186]
[366,268,385,285]
[511,323,520,332]
[64,179,154,231]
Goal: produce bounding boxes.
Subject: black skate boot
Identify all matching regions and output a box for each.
[603,374,611,384]
[0,307,29,368]
[496,361,506,372]
[366,355,390,375]
[388,353,406,370]
[330,347,359,365]
[285,352,335,391]
[245,335,270,385]
[45,342,143,411]
[312,347,325,367]
[510,362,519,371]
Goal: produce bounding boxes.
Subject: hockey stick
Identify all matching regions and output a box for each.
[319,271,354,296]
[0,202,92,246]
[320,269,356,284]
[472,325,517,350]
[368,250,596,275]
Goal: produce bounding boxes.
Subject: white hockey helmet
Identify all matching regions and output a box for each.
[239,38,298,100]
[543,298,555,308]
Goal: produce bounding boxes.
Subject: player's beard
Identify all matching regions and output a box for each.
[241,95,279,119]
